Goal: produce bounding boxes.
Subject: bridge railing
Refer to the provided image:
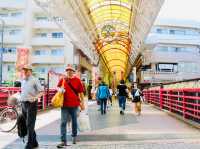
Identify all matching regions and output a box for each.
[143,88,200,123]
[0,87,57,111]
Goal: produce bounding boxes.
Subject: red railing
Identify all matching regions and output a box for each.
[0,87,57,111]
[143,88,200,123]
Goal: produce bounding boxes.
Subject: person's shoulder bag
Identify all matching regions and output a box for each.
[51,79,65,108]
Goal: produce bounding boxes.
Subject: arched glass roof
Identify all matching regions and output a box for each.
[84,0,134,78]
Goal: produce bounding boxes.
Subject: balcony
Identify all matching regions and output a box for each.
[31,55,65,64]
[141,71,179,83]
[33,21,59,29]
[31,37,65,46]
[2,53,17,62]
[0,35,23,44]
[144,51,200,64]
[1,17,24,26]
[146,33,200,45]
[0,0,25,9]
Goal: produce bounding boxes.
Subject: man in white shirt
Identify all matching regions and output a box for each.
[20,65,44,149]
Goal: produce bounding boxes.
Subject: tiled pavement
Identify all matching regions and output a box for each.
[3,100,200,149]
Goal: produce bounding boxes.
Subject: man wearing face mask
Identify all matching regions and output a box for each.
[20,65,44,149]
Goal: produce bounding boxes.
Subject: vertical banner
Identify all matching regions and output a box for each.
[16,47,30,79]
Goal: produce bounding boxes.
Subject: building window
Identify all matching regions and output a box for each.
[52,32,63,38]
[168,47,181,52]
[156,63,178,73]
[169,29,185,35]
[52,16,64,22]
[11,12,22,17]
[154,46,168,52]
[169,30,175,34]
[3,47,16,54]
[0,13,8,17]
[185,30,199,36]
[7,65,15,72]
[156,28,163,34]
[51,67,63,73]
[178,62,199,73]
[9,29,21,35]
[36,16,48,21]
[51,49,64,56]
[35,67,47,74]
[34,50,48,55]
[36,33,47,38]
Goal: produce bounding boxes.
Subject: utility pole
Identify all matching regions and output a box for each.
[0,19,5,86]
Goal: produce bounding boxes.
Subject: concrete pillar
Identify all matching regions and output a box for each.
[24,0,33,48]
[64,40,75,65]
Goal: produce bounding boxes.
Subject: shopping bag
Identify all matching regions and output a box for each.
[51,79,65,108]
[78,112,90,132]
[51,92,64,108]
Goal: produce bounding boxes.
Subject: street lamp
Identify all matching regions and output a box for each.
[0,19,5,86]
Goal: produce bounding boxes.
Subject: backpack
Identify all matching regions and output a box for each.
[98,86,109,99]
[134,89,140,97]
[17,114,27,142]
[132,89,140,97]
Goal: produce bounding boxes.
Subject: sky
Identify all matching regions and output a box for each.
[156,0,200,21]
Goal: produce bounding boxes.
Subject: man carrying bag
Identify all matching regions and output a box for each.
[56,65,85,148]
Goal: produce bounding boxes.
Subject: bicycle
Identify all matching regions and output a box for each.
[0,89,21,132]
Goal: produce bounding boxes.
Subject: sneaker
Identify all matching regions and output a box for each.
[72,137,77,144]
[32,141,39,148]
[24,144,32,149]
[120,111,123,115]
[57,142,68,148]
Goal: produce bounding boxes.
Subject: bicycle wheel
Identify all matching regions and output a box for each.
[0,108,18,132]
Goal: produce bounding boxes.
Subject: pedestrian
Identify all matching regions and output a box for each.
[87,80,92,100]
[56,65,85,148]
[108,86,113,106]
[20,65,44,149]
[81,78,86,96]
[81,78,88,114]
[117,80,128,115]
[96,81,110,115]
[131,84,143,116]
[95,77,102,111]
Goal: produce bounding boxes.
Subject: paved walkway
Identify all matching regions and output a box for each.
[2,100,200,149]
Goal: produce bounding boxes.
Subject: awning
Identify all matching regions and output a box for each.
[85,0,134,79]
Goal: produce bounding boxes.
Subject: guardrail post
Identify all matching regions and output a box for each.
[182,90,186,119]
[169,90,172,112]
[160,88,163,109]
[43,91,47,110]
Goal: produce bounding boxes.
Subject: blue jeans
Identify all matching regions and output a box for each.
[60,107,78,142]
[118,96,126,111]
[100,98,107,114]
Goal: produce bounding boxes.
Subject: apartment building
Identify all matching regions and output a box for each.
[0,0,92,86]
[141,19,200,84]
